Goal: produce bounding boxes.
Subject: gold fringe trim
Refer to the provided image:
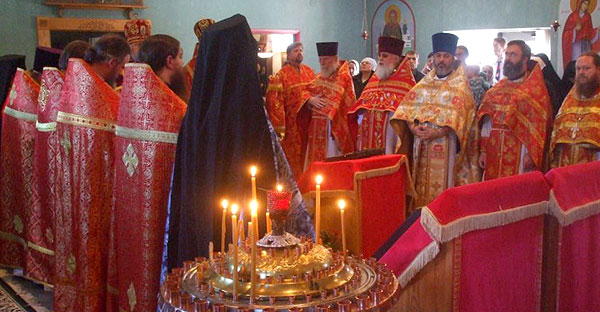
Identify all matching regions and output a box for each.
[548,190,600,226]
[56,111,115,133]
[398,240,440,288]
[36,120,56,132]
[421,201,549,243]
[3,106,37,122]
[115,125,178,144]
[26,241,55,256]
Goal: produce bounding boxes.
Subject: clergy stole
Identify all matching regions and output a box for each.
[265,63,315,178]
[54,58,119,312]
[110,63,186,312]
[0,68,39,269]
[303,61,356,167]
[478,63,552,180]
[27,67,64,285]
[350,56,415,153]
[550,87,600,168]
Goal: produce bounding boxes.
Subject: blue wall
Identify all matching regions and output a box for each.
[0,0,366,71]
[365,0,559,70]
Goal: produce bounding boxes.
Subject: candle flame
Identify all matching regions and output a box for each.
[250,166,257,177]
[315,174,323,185]
[276,184,283,192]
[337,199,346,210]
[250,200,258,216]
[221,199,229,210]
[231,203,239,215]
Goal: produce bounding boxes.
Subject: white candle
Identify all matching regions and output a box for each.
[315,175,323,244]
[338,199,347,261]
[230,204,239,300]
[221,199,228,252]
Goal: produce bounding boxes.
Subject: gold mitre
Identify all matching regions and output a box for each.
[193,18,216,42]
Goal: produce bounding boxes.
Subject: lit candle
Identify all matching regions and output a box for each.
[230,204,239,300]
[221,199,229,253]
[250,166,257,201]
[248,221,256,302]
[338,199,347,261]
[250,200,259,240]
[208,241,214,262]
[315,175,323,244]
[265,211,271,234]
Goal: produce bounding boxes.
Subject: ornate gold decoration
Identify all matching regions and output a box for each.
[115,125,178,144]
[3,107,37,122]
[45,228,54,244]
[67,254,76,275]
[122,143,139,177]
[60,131,71,156]
[13,216,23,234]
[27,241,55,256]
[127,282,137,311]
[39,82,50,112]
[56,111,115,132]
[9,87,17,107]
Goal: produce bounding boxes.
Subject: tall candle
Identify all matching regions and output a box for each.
[250,166,257,201]
[338,199,347,261]
[250,200,258,240]
[238,219,245,245]
[220,199,229,252]
[208,241,214,262]
[230,204,239,300]
[248,221,256,302]
[315,175,323,244]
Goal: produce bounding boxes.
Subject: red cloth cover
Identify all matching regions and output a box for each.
[378,217,438,287]
[298,154,411,257]
[546,161,600,311]
[422,172,549,312]
[54,58,120,312]
[0,68,39,269]
[27,67,64,285]
[111,63,186,312]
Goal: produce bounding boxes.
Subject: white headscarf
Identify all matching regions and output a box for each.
[361,57,377,71]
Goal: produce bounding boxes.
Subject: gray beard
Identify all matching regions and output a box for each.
[321,66,336,78]
[375,64,394,80]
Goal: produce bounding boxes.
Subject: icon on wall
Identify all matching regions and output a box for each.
[371,0,416,57]
[559,0,600,70]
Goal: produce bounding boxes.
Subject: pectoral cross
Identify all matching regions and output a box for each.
[8,87,17,107]
[60,132,71,155]
[571,116,582,139]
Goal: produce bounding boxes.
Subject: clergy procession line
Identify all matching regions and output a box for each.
[0,13,598,312]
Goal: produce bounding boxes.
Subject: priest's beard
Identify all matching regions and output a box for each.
[576,75,600,98]
[169,69,189,102]
[375,63,395,81]
[503,59,525,80]
[320,64,337,78]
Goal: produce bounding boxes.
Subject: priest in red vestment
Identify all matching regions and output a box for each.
[349,36,415,155]
[478,40,552,180]
[183,18,215,99]
[110,34,187,312]
[53,34,130,312]
[265,42,315,178]
[27,43,86,286]
[0,67,40,270]
[300,42,356,168]
[550,52,600,167]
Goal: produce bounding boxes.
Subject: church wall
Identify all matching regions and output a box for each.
[0,0,366,71]
[365,0,559,70]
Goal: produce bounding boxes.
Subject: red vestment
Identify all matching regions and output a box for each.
[550,87,600,167]
[265,63,315,177]
[0,68,39,269]
[349,57,415,151]
[53,58,120,312]
[300,62,356,166]
[112,63,186,312]
[478,64,552,180]
[27,67,64,285]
